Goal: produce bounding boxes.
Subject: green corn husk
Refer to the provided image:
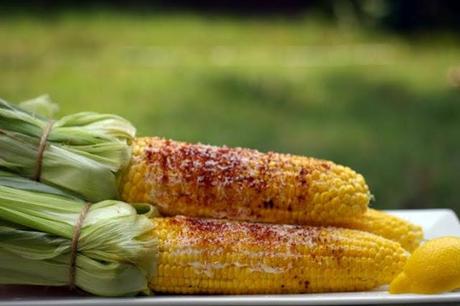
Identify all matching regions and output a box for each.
[0,170,158,296]
[0,95,135,201]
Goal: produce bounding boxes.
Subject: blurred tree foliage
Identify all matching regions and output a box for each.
[1,11,459,212]
[3,0,460,32]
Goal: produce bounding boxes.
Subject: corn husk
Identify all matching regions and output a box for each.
[0,96,135,201]
[0,171,158,296]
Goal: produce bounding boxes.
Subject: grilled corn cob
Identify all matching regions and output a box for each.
[121,137,370,224]
[150,216,407,294]
[331,209,424,252]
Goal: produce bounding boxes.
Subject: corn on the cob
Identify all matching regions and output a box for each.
[121,137,370,224]
[150,216,407,294]
[331,209,424,252]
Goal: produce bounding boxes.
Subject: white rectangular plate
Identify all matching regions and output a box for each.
[1,209,459,306]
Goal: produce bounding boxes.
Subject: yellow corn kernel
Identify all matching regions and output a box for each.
[331,209,424,252]
[121,137,370,224]
[149,216,408,294]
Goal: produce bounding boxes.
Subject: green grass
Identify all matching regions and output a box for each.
[1,11,459,213]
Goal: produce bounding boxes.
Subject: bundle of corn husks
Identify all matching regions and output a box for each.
[0,96,424,295]
[0,171,157,296]
[0,96,134,201]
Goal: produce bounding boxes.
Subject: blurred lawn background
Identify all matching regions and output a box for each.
[1,1,459,213]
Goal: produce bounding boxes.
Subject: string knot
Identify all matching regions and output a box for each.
[33,120,55,181]
[69,202,92,290]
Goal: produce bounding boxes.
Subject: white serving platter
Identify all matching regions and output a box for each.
[1,209,459,306]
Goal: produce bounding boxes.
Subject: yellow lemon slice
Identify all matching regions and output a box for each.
[389,236,460,294]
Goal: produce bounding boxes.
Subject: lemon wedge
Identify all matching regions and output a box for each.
[389,236,460,294]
